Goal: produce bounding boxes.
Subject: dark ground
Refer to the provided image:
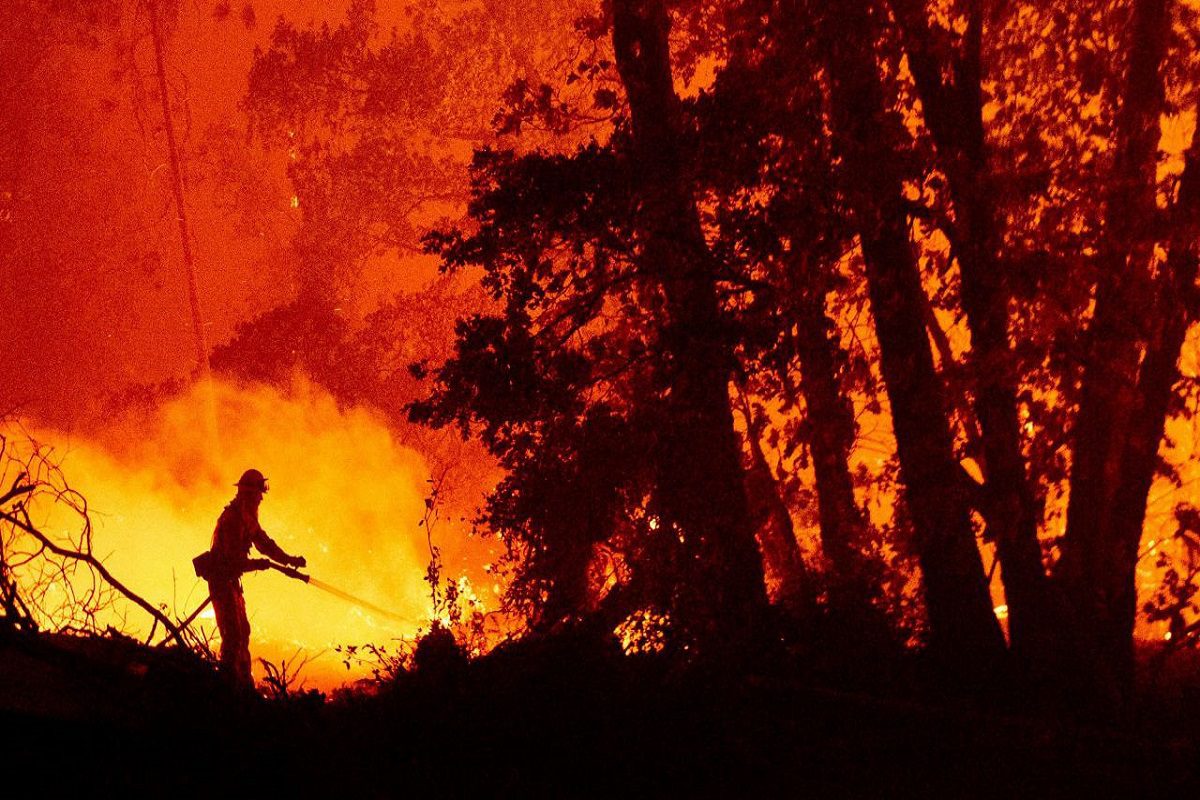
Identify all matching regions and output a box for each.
[3,625,1198,798]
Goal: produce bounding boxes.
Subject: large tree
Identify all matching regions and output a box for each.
[817,0,1008,672]
[610,0,769,642]
[400,0,1200,697]
[1056,0,1200,700]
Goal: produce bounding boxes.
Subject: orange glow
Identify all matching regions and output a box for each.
[3,0,1198,690]
[10,378,501,690]
[747,106,1200,641]
[616,609,669,654]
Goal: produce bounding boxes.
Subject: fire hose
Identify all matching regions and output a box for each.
[174,556,411,641]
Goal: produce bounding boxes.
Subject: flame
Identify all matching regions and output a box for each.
[12,378,497,690]
[615,609,669,655]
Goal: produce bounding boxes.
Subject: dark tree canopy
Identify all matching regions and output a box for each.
[403,0,1200,706]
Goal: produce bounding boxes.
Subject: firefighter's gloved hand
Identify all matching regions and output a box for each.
[290,555,307,569]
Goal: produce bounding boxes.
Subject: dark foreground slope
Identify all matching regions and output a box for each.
[2,626,1198,798]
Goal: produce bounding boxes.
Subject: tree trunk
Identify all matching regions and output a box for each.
[1056,0,1170,702]
[820,1,1006,672]
[1106,115,1200,688]
[612,0,769,645]
[887,0,1056,665]
[739,396,815,615]
[786,261,881,612]
[149,0,210,380]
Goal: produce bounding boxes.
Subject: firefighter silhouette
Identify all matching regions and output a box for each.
[202,469,306,689]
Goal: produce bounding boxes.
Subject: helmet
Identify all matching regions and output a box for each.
[235,468,269,493]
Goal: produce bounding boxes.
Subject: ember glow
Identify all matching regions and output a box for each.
[9,378,498,689]
[3,0,1200,716]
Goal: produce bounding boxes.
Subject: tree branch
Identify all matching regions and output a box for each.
[0,509,188,649]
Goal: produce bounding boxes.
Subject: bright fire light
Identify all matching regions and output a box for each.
[11,378,495,689]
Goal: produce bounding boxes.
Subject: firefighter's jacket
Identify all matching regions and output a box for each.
[206,497,291,583]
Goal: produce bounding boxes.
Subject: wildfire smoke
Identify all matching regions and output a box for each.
[6,377,495,690]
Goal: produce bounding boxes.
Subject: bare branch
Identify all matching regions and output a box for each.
[0,509,188,648]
